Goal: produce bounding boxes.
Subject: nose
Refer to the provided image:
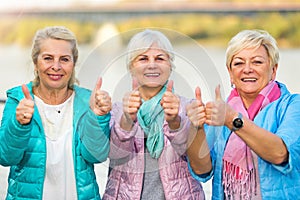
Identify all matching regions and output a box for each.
[243,62,253,73]
[51,59,62,71]
[147,58,158,68]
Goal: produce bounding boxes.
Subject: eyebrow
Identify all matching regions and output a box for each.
[40,53,72,57]
[233,55,265,60]
[157,54,168,57]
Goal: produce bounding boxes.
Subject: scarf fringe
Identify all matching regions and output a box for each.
[223,81,280,199]
[222,160,257,200]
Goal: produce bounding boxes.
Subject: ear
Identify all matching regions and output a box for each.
[227,66,234,85]
[170,62,174,72]
[167,63,173,78]
[129,65,136,77]
[132,77,139,91]
[271,64,278,81]
[34,65,38,76]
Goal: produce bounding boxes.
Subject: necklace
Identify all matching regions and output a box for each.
[35,87,70,113]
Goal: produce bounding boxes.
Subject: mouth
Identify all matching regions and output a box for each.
[241,78,257,82]
[48,74,63,80]
[144,73,160,77]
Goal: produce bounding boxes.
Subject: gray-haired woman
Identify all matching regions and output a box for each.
[103,29,206,200]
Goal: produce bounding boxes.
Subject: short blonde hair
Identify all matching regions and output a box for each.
[126,29,175,70]
[226,29,279,69]
[31,26,79,88]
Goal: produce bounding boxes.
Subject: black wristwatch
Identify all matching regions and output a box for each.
[232,112,243,131]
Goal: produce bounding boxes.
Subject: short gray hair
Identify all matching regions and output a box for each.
[226,29,279,69]
[126,29,175,70]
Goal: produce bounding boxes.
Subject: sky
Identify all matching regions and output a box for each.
[0,0,189,10]
[2,0,299,12]
[0,0,122,11]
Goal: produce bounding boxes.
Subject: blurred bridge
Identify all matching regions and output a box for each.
[2,2,300,22]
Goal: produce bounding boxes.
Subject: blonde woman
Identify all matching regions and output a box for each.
[0,26,111,200]
[187,29,300,199]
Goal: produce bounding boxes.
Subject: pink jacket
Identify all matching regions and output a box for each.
[103,97,205,200]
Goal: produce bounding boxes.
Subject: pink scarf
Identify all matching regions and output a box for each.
[222,81,281,199]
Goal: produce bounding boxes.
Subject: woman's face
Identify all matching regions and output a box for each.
[130,44,171,91]
[228,45,277,101]
[36,38,74,91]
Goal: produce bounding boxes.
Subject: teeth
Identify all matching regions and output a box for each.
[145,73,159,77]
[49,74,62,79]
[242,78,256,82]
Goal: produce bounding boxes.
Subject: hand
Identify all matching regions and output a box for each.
[90,77,112,116]
[161,80,180,129]
[186,86,206,128]
[16,84,34,125]
[122,78,141,124]
[205,85,230,126]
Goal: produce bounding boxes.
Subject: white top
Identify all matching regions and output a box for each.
[35,93,77,200]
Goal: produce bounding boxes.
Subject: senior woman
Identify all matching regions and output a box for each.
[102,29,205,200]
[186,29,300,199]
[0,26,111,199]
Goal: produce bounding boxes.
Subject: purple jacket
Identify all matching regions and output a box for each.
[103,96,205,200]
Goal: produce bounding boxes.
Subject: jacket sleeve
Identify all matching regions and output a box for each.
[108,102,139,160]
[79,109,111,163]
[188,157,214,183]
[271,94,300,174]
[163,96,191,155]
[0,96,32,166]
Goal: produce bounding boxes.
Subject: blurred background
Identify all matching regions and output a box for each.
[1,0,300,199]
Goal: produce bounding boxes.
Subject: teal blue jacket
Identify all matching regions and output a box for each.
[0,82,110,200]
[189,82,300,199]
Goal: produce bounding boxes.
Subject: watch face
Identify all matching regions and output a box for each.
[233,118,243,128]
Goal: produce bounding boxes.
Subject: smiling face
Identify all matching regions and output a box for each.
[228,45,278,107]
[36,38,74,92]
[130,43,172,99]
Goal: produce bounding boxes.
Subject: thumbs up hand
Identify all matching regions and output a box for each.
[161,80,181,129]
[16,84,34,124]
[122,78,142,127]
[205,85,228,126]
[90,77,112,116]
[186,86,206,128]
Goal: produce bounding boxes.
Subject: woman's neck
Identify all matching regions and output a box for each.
[139,86,162,100]
[34,86,71,105]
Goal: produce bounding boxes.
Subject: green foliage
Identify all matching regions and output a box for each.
[116,12,300,48]
[0,18,98,47]
[0,12,300,48]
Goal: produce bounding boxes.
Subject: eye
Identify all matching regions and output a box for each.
[139,57,147,61]
[43,56,53,61]
[232,61,244,67]
[253,60,263,65]
[136,56,148,62]
[156,56,166,61]
[60,57,71,63]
